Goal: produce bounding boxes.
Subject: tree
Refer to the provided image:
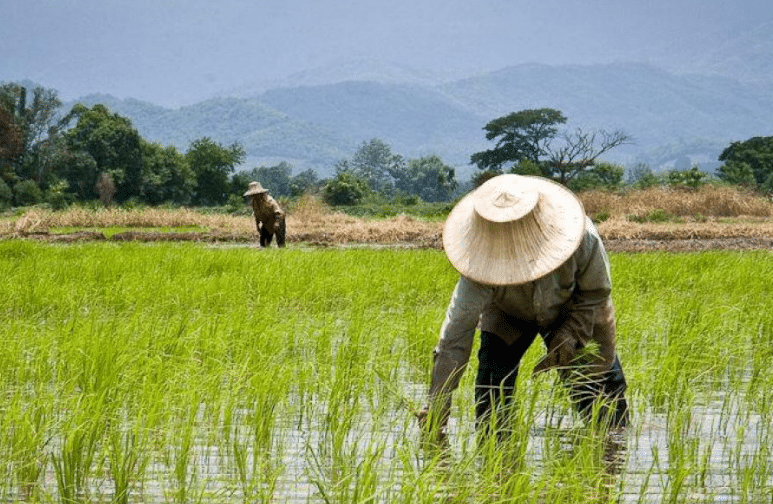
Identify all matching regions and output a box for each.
[568,162,625,192]
[13,179,43,206]
[49,146,98,200]
[0,83,69,188]
[95,172,117,206]
[627,162,662,189]
[247,161,293,197]
[186,137,245,205]
[470,109,567,172]
[290,169,320,197]
[63,104,143,202]
[716,161,755,186]
[0,102,23,184]
[349,138,405,194]
[470,108,630,185]
[322,167,370,206]
[717,136,773,189]
[140,140,195,205]
[396,155,458,202]
[543,128,631,184]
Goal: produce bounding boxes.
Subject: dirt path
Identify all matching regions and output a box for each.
[12,228,773,252]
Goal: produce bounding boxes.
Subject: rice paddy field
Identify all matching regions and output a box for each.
[2,239,772,503]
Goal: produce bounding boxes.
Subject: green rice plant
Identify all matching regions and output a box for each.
[50,403,103,504]
[227,375,286,503]
[105,416,150,504]
[163,405,199,504]
[2,398,51,502]
[2,241,772,503]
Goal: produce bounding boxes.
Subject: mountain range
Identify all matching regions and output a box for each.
[64,26,773,181]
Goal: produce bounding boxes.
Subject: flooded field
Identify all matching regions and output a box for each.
[5,387,769,503]
[2,243,771,503]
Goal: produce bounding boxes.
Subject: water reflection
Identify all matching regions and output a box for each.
[7,391,771,503]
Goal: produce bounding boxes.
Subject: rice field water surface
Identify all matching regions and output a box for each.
[1,241,772,503]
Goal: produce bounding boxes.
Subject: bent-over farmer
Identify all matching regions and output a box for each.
[244,181,286,248]
[418,174,629,443]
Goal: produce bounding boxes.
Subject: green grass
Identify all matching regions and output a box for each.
[1,242,771,502]
[50,226,210,237]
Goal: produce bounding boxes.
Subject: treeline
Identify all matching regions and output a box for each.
[2,83,772,212]
[0,83,459,211]
[1,83,247,209]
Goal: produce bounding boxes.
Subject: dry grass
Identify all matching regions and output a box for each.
[580,185,772,218]
[1,206,249,234]
[2,186,773,249]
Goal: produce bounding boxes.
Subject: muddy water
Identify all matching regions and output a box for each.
[179,402,769,503]
[16,393,771,503]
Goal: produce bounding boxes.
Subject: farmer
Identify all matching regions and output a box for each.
[244,181,286,248]
[418,174,629,443]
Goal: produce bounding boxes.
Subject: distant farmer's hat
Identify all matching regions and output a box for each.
[243,181,268,196]
[442,174,585,286]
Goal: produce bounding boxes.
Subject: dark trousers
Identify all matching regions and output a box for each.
[475,331,629,430]
[258,217,286,247]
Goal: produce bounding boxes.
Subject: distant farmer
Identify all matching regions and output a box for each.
[418,174,629,443]
[244,181,286,248]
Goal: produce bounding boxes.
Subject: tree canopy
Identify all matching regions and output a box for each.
[1,83,70,189]
[470,109,566,172]
[348,138,406,194]
[470,108,630,185]
[717,136,773,190]
[186,137,245,205]
[63,103,144,202]
[325,138,459,204]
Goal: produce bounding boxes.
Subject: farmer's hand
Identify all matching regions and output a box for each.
[533,331,580,375]
[416,405,448,449]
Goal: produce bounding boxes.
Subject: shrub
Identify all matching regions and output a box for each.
[668,165,707,188]
[628,208,677,223]
[47,181,74,211]
[13,180,43,206]
[322,170,370,206]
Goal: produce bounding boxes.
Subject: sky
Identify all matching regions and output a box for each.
[2,0,770,107]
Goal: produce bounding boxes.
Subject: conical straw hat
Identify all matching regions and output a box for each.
[243,181,268,196]
[442,174,585,285]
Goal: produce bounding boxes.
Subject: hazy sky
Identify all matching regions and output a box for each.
[2,0,769,107]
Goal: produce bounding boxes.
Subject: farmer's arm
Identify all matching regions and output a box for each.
[536,220,613,372]
[426,276,492,419]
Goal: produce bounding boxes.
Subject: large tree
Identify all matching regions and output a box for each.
[717,136,773,189]
[395,155,457,202]
[349,138,405,194]
[543,128,631,184]
[186,137,245,205]
[140,140,195,205]
[0,83,69,187]
[470,108,566,172]
[63,103,144,202]
[470,108,630,185]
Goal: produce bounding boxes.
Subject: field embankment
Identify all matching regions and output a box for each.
[2,185,773,251]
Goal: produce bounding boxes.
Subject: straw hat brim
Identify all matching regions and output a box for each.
[442,174,585,285]
[243,183,268,196]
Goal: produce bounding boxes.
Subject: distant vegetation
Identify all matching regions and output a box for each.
[3,82,773,215]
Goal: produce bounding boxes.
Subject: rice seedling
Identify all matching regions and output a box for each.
[1,241,771,502]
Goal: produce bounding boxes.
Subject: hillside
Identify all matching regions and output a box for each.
[66,61,773,180]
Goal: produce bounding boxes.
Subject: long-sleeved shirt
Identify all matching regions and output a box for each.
[429,216,615,402]
[250,194,285,233]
